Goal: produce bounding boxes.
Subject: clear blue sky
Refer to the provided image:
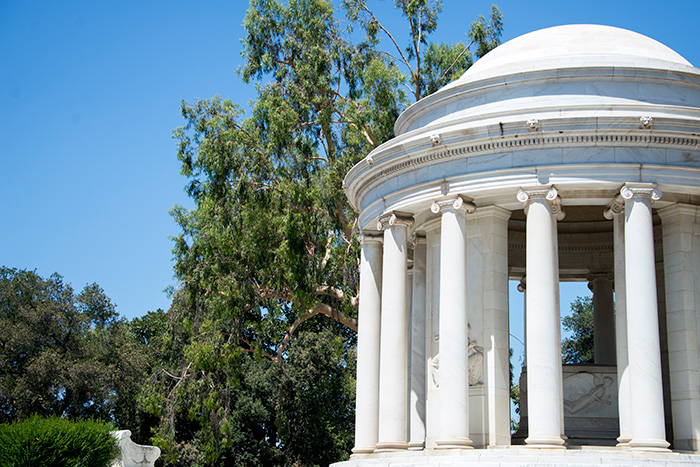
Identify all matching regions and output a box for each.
[2,0,699,324]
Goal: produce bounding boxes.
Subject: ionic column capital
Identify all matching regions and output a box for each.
[517,276,526,293]
[431,195,476,215]
[409,232,426,248]
[517,186,565,220]
[359,233,383,245]
[620,183,662,202]
[587,272,614,291]
[376,212,414,231]
[603,194,625,219]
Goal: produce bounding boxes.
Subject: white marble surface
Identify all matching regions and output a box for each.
[111,431,160,467]
[334,447,700,466]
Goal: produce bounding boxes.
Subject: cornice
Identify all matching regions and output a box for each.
[394,65,700,135]
[345,127,700,210]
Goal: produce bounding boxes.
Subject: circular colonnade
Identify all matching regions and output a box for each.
[336,25,700,466]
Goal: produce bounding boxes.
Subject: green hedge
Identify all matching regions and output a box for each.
[0,415,119,467]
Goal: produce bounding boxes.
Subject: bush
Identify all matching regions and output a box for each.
[0,415,119,467]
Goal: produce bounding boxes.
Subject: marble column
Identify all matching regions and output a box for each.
[620,183,670,451]
[423,219,441,449]
[376,212,413,451]
[468,206,512,446]
[604,196,632,446]
[551,205,566,442]
[353,234,383,454]
[588,273,616,365]
[517,186,565,448]
[432,196,475,449]
[658,204,700,452]
[409,235,427,450]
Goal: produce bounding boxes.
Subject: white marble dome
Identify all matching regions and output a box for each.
[453,24,692,85]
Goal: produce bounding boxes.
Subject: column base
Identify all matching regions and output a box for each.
[407,441,424,451]
[435,437,473,449]
[374,441,408,452]
[351,446,375,455]
[629,438,671,452]
[525,436,566,449]
[616,436,631,448]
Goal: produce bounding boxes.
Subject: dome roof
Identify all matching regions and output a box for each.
[449,24,692,86]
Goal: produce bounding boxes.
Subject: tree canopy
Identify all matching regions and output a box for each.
[0,267,153,437]
[561,295,594,364]
[145,1,503,465]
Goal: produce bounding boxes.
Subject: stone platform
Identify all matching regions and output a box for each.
[334,447,700,466]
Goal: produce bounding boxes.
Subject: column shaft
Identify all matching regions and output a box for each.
[609,205,632,446]
[622,184,669,451]
[519,188,565,448]
[589,275,616,365]
[659,204,700,452]
[409,238,427,449]
[469,206,512,446]
[353,235,383,454]
[434,197,473,449]
[377,214,411,451]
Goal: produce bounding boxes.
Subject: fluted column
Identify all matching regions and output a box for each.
[376,212,413,451]
[604,195,632,446]
[620,183,670,451]
[517,186,565,448]
[432,196,475,449]
[409,235,427,450]
[353,234,383,454]
[588,273,616,365]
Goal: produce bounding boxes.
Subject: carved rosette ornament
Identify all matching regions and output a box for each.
[517,186,565,220]
[430,195,476,214]
[376,212,414,231]
[619,183,662,202]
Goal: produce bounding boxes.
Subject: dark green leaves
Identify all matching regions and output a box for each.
[562,296,595,364]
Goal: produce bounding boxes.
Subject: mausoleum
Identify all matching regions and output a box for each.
[337,25,700,466]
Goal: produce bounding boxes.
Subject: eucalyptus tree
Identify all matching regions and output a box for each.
[146,1,503,464]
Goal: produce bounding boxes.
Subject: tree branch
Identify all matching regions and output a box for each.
[273,302,358,364]
[354,1,414,77]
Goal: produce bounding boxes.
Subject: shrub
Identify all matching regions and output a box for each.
[0,415,119,467]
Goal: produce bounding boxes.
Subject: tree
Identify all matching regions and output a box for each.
[0,267,151,435]
[148,1,503,465]
[561,296,594,364]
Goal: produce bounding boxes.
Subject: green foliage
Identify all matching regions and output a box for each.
[152,1,504,465]
[0,267,153,438]
[0,415,119,467]
[561,296,594,364]
[509,348,520,433]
